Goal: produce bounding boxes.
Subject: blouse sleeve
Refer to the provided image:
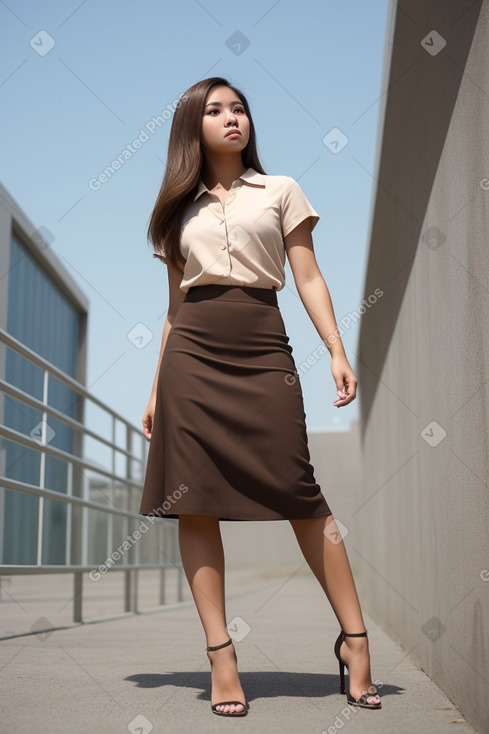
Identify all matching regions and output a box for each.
[280,177,320,238]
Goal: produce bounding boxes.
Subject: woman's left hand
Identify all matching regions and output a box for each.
[331,355,358,407]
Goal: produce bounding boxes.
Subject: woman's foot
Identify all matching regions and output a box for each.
[338,634,381,706]
[206,639,247,714]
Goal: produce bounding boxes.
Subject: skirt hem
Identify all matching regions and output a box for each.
[139,509,334,522]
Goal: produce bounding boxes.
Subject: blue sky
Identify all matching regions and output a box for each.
[1,0,389,445]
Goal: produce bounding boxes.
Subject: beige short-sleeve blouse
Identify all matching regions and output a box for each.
[156,167,320,293]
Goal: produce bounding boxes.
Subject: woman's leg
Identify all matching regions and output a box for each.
[178,514,246,713]
[289,514,381,705]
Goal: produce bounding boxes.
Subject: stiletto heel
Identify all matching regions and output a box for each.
[205,637,249,717]
[338,656,346,694]
[333,630,382,709]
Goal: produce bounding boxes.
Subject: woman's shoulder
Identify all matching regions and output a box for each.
[262,172,295,184]
[259,172,296,194]
[259,172,311,203]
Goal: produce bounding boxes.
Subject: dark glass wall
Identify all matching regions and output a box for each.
[1,234,81,564]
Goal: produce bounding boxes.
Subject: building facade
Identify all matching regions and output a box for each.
[0,183,89,565]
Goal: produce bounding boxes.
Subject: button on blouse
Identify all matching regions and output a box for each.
[156,167,320,293]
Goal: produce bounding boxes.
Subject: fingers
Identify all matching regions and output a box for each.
[333,381,357,407]
[333,394,354,407]
[142,417,152,440]
[331,359,358,408]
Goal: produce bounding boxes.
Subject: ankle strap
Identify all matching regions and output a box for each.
[340,629,368,637]
[205,637,233,652]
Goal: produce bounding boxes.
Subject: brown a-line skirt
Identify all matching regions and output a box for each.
[138,284,332,522]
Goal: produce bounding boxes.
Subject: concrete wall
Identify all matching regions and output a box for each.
[356,2,488,731]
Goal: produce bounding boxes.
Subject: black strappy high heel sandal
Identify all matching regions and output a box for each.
[205,637,249,716]
[333,630,382,709]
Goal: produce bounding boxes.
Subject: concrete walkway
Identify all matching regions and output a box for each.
[1,570,476,734]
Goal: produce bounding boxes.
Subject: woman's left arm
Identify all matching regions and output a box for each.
[284,218,357,407]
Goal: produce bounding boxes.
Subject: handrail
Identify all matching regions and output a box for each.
[0,563,177,573]
[0,475,145,517]
[0,424,142,488]
[0,328,137,428]
[0,326,184,632]
[0,377,142,462]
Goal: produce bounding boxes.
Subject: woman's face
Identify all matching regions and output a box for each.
[201,85,250,158]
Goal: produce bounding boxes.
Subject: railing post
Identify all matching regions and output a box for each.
[108,415,116,563]
[159,521,165,606]
[123,568,138,614]
[36,368,50,566]
[65,462,73,566]
[133,521,140,614]
[124,569,131,613]
[133,569,138,614]
[81,472,88,566]
[174,523,183,602]
[73,571,83,623]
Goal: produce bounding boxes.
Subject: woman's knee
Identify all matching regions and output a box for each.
[289,513,336,531]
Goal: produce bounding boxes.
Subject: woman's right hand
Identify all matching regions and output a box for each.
[142,393,157,440]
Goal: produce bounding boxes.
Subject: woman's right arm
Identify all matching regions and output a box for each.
[142,261,185,440]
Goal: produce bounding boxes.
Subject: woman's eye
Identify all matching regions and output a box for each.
[208,108,245,115]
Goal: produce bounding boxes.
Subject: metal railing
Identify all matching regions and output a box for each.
[0,327,183,628]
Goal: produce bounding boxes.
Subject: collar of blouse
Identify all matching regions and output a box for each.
[193,167,265,202]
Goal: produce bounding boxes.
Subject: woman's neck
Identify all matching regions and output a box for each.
[201,158,248,191]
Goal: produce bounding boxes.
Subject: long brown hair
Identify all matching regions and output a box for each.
[147,77,266,271]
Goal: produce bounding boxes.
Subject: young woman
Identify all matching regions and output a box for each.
[139,77,381,717]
